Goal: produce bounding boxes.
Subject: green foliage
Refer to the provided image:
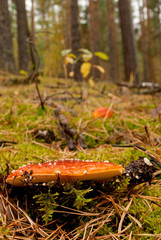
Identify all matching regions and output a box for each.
[0,226,10,237]
[84,135,99,148]
[0,77,161,236]
[79,48,93,61]
[17,104,28,115]
[37,106,47,116]
[33,190,59,225]
[61,49,71,57]
[94,52,109,61]
[96,223,114,236]
[63,48,108,80]
[130,194,161,235]
[64,187,93,210]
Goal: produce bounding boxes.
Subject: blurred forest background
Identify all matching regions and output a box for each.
[0,0,160,85]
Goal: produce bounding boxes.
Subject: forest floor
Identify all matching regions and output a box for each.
[0,75,161,239]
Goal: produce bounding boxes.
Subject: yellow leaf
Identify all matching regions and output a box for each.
[94,52,109,61]
[61,49,71,56]
[65,53,77,65]
[65,56,75,65]
[82,53,93,62]
[93,65,105,74]
[19,70,27,76]
[67,53,77,59]
[80,62,91,78]
[69,71,74,77]
[88,77,95,87]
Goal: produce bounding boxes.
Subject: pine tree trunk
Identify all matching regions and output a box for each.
[15,0,29,71]
[118,0,139,84]
[64,0,71,49]
[70,0,82,81]
[106,0,120,82]
[89,0,100,80]
[138,0,149,82]
[0,0,15,71]
[146,0,156,82]
[31,0,35,45]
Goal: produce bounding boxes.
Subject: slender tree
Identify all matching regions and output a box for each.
[138,0,149,82]
[149,0,161,55]
[0,0,15,71]
[31,0,35,44]
[118,0,139,84]
[79,1,88,49]
[15,0,29,71]
[64,0,71,49]
[89,0,100,79]
[146,0,156,82]
[70,0,82,81]
[106,0,120,82]
[148,0,160,82]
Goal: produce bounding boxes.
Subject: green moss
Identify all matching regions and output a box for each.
[123,149,150,163]
[36,106,48,116]
[17,104,29,115]
[0,77,161,237]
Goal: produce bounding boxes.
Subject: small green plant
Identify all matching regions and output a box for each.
[61,48,108,86]
[64,186,93,210]
[33,190,59,225]
[0,226,10,237]
[37,106,47,116]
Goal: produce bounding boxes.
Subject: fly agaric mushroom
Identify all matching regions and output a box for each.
[6,160,124,187]
[93,107,113,118]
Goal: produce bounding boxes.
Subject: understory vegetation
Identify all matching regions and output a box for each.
[0,76,161,239]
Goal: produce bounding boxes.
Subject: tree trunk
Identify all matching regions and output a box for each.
[31,0,35,45]
[138,0,149,82]
[15,0,29,71]
[118,0,139,84]
[64,0,71,49]
[89,0,100,80]
[106,0,120,82]
[146,0,156,82]
[70,0,82,81]
[63,0,72,77]
[0,0,15,71]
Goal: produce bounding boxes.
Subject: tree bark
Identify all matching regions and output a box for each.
[146,0,156,82]
[89,0,100,80]
[15,0,29,71]
[31,0,35,45]
[70,0,82,81]
[138,0,149,82]
[106,0,120,82]
[64,0,71,49]
[118,0,139,84]
[0,0,15,71]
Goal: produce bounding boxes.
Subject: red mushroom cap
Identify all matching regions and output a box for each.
[93,107,113,118]
[6,160,125,187]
